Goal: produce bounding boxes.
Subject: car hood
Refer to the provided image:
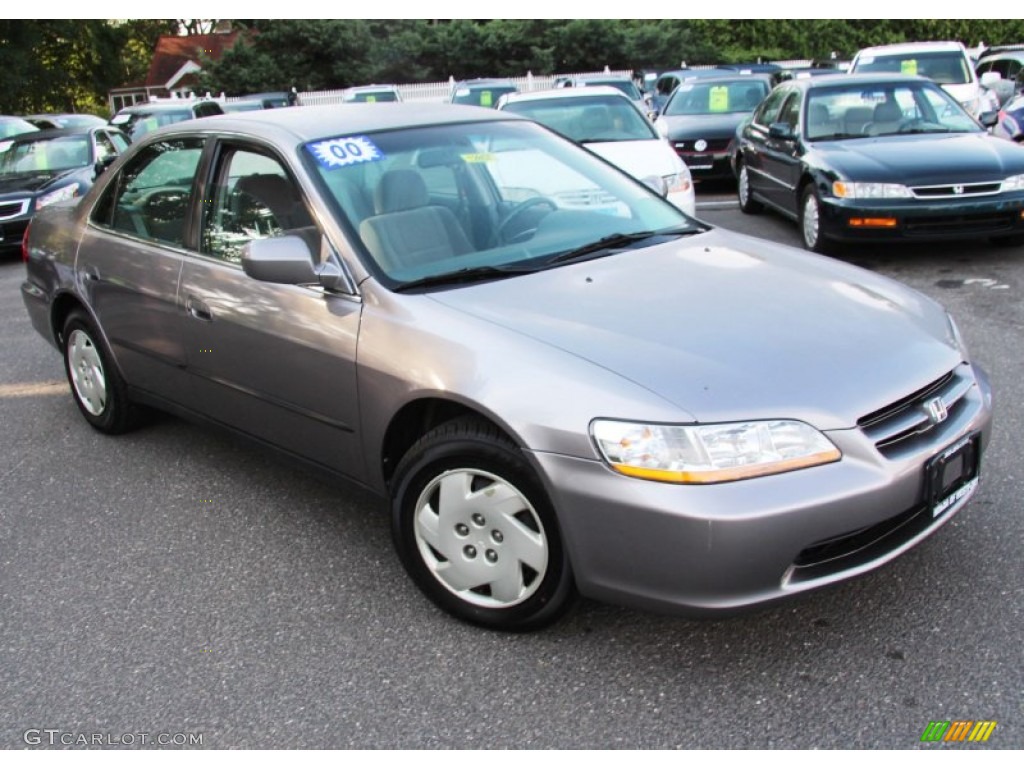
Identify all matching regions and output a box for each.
[813,132,1024,185]
[660,112,747,139]
[583,139,681,180]
[427,229,961,429]
[0,168,80,195]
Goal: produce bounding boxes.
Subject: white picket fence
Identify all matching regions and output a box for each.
[296,69,633,106]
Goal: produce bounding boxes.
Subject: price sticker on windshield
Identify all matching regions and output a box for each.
[307,136,384,169]
[901,59,918,75]
[480,90,493,107]
[709,86,730,112]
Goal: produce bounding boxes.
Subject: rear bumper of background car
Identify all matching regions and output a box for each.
[530,363,992,617]
[819,193,1024,242]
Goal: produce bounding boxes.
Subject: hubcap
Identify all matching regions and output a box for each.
[67,329,107,416]
[802,193,820,248]
[413,469,548,608]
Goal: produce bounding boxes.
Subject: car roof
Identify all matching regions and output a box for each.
[499,86,631,105]
[455,78,516,86]
[855,41,966,57]
[147,103,524,143]
[782,73,934,92]
[115,101,218,114]
[4,127,95,141]
[345,84,400,92]
[672,72,773,85]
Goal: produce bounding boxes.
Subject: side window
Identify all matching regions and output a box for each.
[777,93,801,131]
[91,137,204,247]
[201,147,316,264]
[657,77,678,97]
[108,131,130,153]
[753,87,789,127]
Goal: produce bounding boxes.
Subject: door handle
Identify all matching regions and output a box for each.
[186,297,213,322]
[83,266,100,282]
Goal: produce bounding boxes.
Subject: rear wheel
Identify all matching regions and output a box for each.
[390,416,575,631]
[61,310,141,434]
[737,162,762,214]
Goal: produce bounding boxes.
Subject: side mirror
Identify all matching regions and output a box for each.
[768,122,796,141]
[242,235,351,292]
[980,71,1002,88]
[978,110,999,128]
[93,155,117,177]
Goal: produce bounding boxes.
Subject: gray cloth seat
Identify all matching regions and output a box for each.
[867,100,904,135]
[234,173,312,231]
[843,106,874,136]
[359,169,473,273]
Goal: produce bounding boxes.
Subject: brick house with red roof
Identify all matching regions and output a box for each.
[108,29,241,113]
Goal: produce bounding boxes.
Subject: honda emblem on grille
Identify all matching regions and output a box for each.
[925,397,948,425]
[952,185,964,195]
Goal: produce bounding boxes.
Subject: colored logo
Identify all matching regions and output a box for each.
[920,720,996,743]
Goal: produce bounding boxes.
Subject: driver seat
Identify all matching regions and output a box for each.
[359,169,473,273]
[867,100,904,135]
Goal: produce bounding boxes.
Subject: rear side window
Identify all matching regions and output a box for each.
[91,137,205,247]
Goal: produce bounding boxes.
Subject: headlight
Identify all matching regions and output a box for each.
[591,419,841,484]
[832,181,912,199]
[663,170,693,195]
[36,183,80,210]
[1001,173,1024,192]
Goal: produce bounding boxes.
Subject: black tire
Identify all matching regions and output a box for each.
[799,184,835,255]
[989,234,1024,247]
[61,309,141,434]
[736,161,763,214]
[390,416,575,631]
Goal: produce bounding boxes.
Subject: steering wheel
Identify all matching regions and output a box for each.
[133,187,190,219]
[897,118,925,133]
[497,196,557,244]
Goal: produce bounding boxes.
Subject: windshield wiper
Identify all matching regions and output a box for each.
[393,264,540,292]
[542,225,705,267]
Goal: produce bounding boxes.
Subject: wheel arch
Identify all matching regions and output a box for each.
[380,397,518,489]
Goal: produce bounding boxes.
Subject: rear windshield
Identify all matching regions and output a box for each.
[853,50,972,85]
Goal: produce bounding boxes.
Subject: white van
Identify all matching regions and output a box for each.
[849,41,984,116]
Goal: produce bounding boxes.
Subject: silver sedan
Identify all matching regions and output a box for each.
[21,105,993,630]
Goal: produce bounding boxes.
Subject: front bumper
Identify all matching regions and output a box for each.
[531,363,993,616]
[819,192,1024,242]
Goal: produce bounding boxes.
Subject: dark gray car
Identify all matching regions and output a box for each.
[21,105,993,630]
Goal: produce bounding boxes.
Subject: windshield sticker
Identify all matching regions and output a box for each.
[709,86,730,112]
[460,152,496,163]
[110,114,131,125]
[859,55,875,65]
[366,95,377,103]
[308,136,384,169]
[480,90,493,107]
[901,59,918,76]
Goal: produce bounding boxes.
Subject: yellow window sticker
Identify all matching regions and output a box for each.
[709,86,730,112]
[480,90,493,107]
[901,59,917,76]
[367,95,377,103]
[460,152,496,163]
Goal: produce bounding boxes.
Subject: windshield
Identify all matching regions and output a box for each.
[1,118,38,139]
[0,134,90,175]
[452,85,517,107]
[853,50,972,85]
[805,81,980,140]
[664,80,768,116]
[501,95,657,142]
[112,109,193,140]
[344,90,399,103]
[303,120,694,287]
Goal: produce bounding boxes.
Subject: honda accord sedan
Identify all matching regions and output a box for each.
[732,73,1024,253]
[21,105,993,630]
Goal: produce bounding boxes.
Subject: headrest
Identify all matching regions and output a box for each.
[374,169,429,213]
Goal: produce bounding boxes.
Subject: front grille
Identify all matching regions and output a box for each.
[911,181,1002,199]
[0,199,30,220]
[904,211,1016,235]
[788,503,932,583]
[858,366,975,458]
[673,138,731,153]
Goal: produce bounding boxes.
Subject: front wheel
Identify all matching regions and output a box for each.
[390,417,575,631]
[800,185,834,255]
[61,310,141,434]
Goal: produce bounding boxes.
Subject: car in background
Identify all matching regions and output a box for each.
[342,85,402,103]
[109,99,224,141]
[223,91,298,113]
[0,126,128,253]
[993,92,1024,143]
[649,68,738,115]
[449,79,518,108]
[555,74,647,107]
[654,73,772,181]
[732,73,1024,253]
[497,86,695,215]
[1,116,39,139]
[20,104,992,631]
[24,114,108,131]
[975,45,1024,85]
[849,41,985,116]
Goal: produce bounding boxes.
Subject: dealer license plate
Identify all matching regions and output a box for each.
[925,433,980,518]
